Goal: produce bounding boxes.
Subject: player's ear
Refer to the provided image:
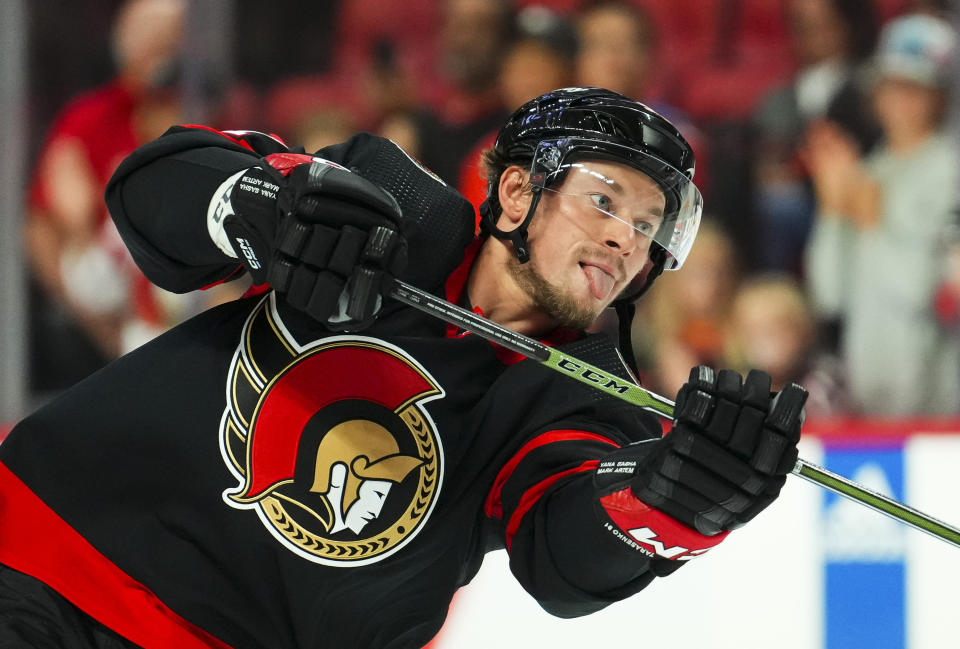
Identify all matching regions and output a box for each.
[496,165,532,232]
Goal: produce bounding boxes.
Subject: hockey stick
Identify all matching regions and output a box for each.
[389,279,960,549]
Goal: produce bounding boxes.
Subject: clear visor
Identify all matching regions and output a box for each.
[534,145,703,271]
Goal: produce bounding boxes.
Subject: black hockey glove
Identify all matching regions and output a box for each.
[597,367,806,564]
[638,367,806,535]
[217,154,407,331]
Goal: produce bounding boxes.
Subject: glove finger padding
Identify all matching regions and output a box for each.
[221,157,408,330]
[339,226,408,322]
[277,220,407,328]
[632,366,807,536]
[280,163,402,229]
[279,165,405,329]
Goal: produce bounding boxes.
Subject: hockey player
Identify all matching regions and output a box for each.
[0,88,806,649]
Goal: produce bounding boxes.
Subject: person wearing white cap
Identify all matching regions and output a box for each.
[803,12,960,415]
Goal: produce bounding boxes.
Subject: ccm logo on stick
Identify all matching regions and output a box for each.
[556,358,631,394]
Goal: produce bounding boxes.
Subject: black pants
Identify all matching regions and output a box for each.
[0,564,141,649]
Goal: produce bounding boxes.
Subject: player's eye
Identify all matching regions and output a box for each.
[588,193,613,213]
[634,219,656,236]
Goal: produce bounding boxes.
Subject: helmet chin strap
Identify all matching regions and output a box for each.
[614,300,639,379]
[479,173,547,264]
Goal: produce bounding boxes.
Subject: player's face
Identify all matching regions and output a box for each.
[344,478,393,535]
[510,161,664,329]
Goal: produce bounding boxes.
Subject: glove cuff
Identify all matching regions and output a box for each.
[207,167,251,259]
[599,487,729,561]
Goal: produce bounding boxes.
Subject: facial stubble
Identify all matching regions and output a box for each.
[506,254,598,331]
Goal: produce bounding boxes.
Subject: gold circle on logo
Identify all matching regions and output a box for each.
[261,404,439,563]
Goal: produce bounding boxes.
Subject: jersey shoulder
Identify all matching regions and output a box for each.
[323,133,478,293]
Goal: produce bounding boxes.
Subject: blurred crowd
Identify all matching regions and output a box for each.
[21,0,960,418]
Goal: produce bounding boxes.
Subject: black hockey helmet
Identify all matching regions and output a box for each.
[479,86,702,302]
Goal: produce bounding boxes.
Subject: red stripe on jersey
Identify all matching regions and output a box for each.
[199,265,246,291]
[504,460,600,550]
[223,130,288,147]
[0,461,234,649]
[599,488,729,560]
[443,238,482,339]
[242,283,271,299]
[181,124,254,152]
[485,430,619,519]
[438,238,582,360]
[263,152,321,176]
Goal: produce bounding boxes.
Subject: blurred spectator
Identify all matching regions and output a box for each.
[233,0,339,91]
[264,76,366,151]
[27,2,125,158]
[665,1,794,122]
[573,0,711,194]
[379,111,425,160]
[500,5,578,111]
[457,5,578,220]
[23,0,237,394]
[361,38,423,131]
[750,0,881,274]
[322,1,442,158]
[574,0,659,101]
[288,43,421,136]
[329,0,438,100]
[724,274,851,417]
[289,106,360,154]
[410,0,516,185]
[934,212,960,334]
[804,13,960,415]
[659,1,787,272]
[902,0,955,18]
[262,38,422,155]
[634,220,740,396]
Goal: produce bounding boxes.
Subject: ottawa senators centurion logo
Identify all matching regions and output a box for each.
[219,294,445,566]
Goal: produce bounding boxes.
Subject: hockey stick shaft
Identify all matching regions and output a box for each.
[389,279,960,549]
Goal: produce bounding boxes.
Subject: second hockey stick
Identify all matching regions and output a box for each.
[388,279,960,549]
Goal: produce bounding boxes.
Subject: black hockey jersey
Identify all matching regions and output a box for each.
[0,129,665,649]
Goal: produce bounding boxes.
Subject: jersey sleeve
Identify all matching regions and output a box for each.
[105,126,476,296]
[105,126,296,292]
[481,335,675,618]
